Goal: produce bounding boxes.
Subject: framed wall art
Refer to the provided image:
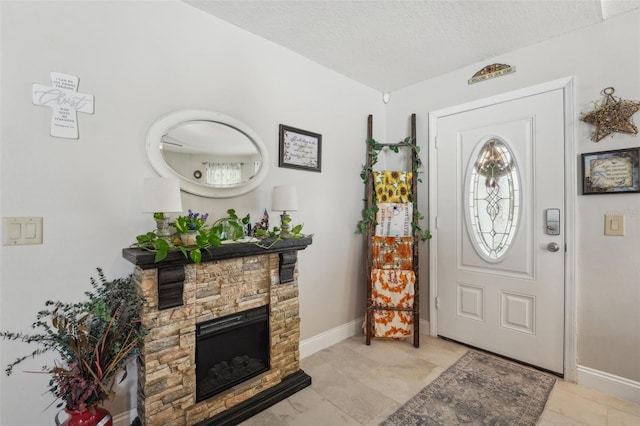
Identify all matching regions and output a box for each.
[279,124,322,172]
[581,147,640,194]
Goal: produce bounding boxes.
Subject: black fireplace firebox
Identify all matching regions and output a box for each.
[196,305,270,402]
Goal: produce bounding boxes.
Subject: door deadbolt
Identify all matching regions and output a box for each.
[545,209,560,235]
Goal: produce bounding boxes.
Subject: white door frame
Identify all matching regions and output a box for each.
[428,77,577,381]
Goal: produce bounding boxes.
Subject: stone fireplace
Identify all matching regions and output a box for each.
[123,238,312,425]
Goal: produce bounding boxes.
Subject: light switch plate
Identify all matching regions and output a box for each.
[3,217,43,245]
[604,214,624,236]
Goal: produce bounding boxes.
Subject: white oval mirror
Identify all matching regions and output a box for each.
[146,110,270,198]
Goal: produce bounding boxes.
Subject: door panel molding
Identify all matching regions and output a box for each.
[500,291,536,334]
[457,282,485,321]
[428,76,577,381]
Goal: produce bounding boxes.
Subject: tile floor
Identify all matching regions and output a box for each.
[240,335,640,425]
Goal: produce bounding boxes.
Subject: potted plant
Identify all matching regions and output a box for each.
[210,208,250,242]
[1,268,146,425]
[134,208,304,264]
[174,209,209,246]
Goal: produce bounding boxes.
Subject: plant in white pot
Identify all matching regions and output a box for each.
[174,209,209,246]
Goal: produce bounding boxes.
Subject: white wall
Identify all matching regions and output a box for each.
[386,9,640,386]
[0,1,383,424]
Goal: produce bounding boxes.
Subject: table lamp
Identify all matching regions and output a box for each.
[143,177,183,241]
[272,185,298,238]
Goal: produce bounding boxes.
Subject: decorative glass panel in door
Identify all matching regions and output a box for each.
[464,137,521,263]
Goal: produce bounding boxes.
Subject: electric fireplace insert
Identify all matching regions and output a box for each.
[195,305,270,402]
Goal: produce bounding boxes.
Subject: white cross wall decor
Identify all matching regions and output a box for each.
[32,72,94,139]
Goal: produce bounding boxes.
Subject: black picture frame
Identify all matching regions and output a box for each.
[279,124,322,172]
[581,147,640,194]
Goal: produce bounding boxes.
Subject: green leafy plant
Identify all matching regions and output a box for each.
[133,231,174,262]
[358,137,431,241]
[1,268,146,411]
[133,209,251,264]
[210,209,250,242]
[134,208,314,263]
[133,226,221,265]
[174,209,209,235]
[253,220,312,249]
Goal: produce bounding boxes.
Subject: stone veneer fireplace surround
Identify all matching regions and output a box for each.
[123,238,312,425]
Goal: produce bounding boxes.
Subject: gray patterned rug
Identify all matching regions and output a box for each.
[381,350,557,426]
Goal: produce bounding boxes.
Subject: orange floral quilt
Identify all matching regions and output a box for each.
[372,309,414,339]
[372,236,413,269]
[370,269,415,338]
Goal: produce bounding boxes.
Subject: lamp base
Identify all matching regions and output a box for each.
[279,212,293,239]
[155,217,174,242]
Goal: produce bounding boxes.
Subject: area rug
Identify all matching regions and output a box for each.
[381,350,557,426]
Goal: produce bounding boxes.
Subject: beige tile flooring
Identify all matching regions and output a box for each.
[240,335,640,425]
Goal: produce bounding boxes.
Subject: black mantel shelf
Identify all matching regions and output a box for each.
[123,237,313,270]
[123,237,312,310]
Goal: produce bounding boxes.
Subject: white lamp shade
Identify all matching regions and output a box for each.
[143,177,183,213]
[272,185,298,211]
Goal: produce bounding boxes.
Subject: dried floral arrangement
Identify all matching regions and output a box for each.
[580,87,640,142]
[1,269,145,411]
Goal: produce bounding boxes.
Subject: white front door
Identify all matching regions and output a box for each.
[431,87,566,374]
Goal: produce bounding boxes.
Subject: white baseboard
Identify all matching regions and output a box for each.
[300,317,431,359]
[112,409,137,426]
[577,364,640,404]
[300,317,364,358]
[419,318,431,336]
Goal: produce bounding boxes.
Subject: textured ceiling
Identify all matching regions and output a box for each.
[184,0,640,92]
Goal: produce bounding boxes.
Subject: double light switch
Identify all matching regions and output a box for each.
[3,217,43,245]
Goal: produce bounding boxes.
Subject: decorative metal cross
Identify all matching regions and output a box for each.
[32,72,94,139]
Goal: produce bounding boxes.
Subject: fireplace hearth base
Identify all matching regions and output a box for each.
[130,371,311,426]
[195,370,311,426]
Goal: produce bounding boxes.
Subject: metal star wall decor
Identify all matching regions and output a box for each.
[580,87,640,142]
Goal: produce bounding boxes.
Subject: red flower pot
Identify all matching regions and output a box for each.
[55,405,112,426]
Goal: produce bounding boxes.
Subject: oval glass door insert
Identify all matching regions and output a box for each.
[464,137,521,262]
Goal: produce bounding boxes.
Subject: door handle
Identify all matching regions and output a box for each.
[547,242,560,252]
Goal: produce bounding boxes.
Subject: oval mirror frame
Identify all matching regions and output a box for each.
[146,110,270,198]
